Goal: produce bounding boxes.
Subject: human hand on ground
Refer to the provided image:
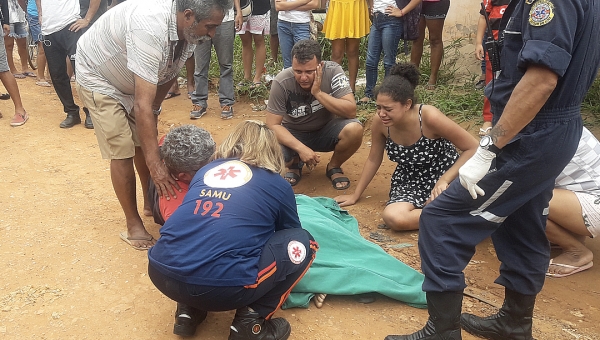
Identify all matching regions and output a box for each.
[150,161,181,200]
[298,148,320,169]
[459,147,495,199]
[311,62,324,96]
[475,44,485,60]
[69,18,90,32]
[334,194,358,207]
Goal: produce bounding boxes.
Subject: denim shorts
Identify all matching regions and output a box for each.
[9,22,28,39]
[421,0,450,20]
[27,14,42,43]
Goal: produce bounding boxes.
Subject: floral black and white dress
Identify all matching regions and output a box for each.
[386,104,459,208]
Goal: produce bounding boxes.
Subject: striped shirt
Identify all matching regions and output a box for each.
[75,0,195,113]
[555,127,600,195]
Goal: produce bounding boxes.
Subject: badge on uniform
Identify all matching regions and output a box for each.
[529,0,554,26]
[287,240,307,264]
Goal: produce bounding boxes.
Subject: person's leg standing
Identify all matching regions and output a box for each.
[277,20,294,69]
[76,84,155,250]
[43,26,81,127]
[239,31,254,82]
[269,0,279,63]
[381,16,402,77]
[0,33,28,126]
[409,15,426,67]
[346,37,360,93]
[213,20,236,117]
[190,35,212,118]
[364,14,382,100]
[411,115,582,339]
[292,22,310,46]
[423,0,449,88]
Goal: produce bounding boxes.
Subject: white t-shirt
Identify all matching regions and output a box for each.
[278,0,311,23]
[39,0,80,35]
[372,0,397,14]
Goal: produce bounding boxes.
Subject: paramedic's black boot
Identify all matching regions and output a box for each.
[385,291,463,340]
[228,307,291,340]
[460,288,535,340]
[173,302,207,337]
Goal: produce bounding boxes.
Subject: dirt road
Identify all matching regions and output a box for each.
[0,77,598,339]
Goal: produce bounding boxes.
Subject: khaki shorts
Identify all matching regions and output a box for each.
[76,84,140,159]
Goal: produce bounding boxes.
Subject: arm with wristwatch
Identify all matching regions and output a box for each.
[458,64,559,199]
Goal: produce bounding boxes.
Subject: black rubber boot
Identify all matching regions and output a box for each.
[385,291,463,340]
[460,288,535,340]
[83,108,94,129]
[228,307,291,340]
[59,114,81,128]
[173,303,207,337]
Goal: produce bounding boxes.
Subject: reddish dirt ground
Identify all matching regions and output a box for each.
[0,75,599,340]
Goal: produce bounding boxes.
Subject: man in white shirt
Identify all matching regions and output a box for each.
[75,0,231,251]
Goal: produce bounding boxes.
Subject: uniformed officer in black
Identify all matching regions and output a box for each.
[386,0,600,339]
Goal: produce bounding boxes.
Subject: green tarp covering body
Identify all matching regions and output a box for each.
[283,195,426,309]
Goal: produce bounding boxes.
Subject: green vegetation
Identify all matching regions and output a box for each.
[188,34,600,127]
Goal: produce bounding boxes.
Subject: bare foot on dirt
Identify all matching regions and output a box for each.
[313,293,327,308]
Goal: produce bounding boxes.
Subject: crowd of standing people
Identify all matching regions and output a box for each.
[2,0,600,339]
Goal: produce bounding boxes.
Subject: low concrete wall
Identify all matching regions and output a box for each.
[443,0,481,42]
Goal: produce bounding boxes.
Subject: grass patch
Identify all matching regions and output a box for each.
[185,34,600,127]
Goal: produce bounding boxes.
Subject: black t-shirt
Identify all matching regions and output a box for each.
[251,0,270,16]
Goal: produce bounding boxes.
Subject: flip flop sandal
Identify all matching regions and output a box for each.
[13,73,26,79]
[0,93,10,100]
[119,231,156,251]
[326,164,350,190]
[36,81,52,87]
[164,92,181,100]
[284,161,304,186]
[22,71,36,78]
[546,259,593,278]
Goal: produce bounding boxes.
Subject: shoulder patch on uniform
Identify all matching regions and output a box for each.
[529,0,554,26]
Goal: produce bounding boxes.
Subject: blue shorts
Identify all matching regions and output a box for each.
[27,14,42,43]
[9,22,28,39]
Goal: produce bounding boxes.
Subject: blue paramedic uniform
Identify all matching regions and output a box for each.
[418,0,600,295]
[148,158,317,318]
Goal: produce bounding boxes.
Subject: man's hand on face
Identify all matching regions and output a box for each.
[149,160,181,200]
[311,61,324,96]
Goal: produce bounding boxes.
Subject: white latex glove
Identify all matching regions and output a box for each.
[459,147,496,199]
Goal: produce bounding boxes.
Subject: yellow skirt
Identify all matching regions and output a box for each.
[323,0,371,40]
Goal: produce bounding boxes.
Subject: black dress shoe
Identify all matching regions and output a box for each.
[59,114,81,128]
[84,114,94,129]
